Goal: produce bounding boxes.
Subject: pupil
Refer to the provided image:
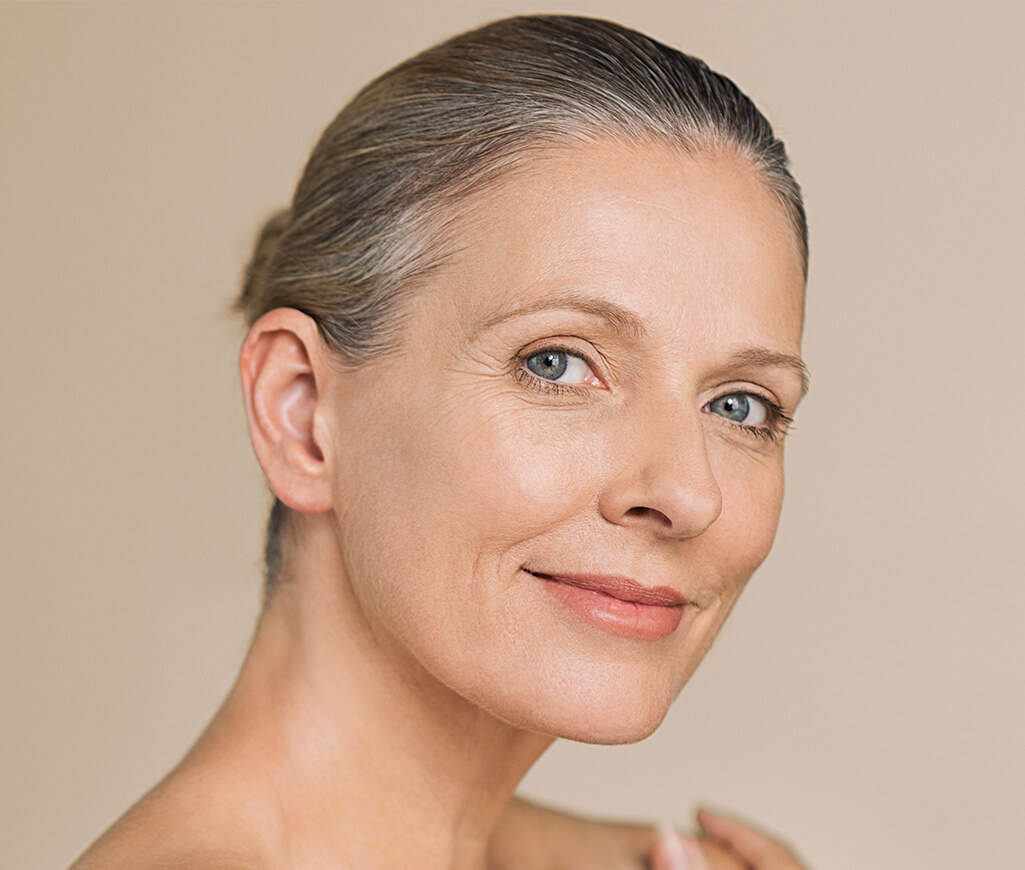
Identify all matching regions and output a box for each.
[527,351,568,380]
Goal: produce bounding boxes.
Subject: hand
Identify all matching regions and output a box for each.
[489,797,807,869]
[655,810,808,870]
[697,808,807,870]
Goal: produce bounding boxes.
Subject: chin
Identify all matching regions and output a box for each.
[477,661,682,745]
[524,700,674,746]
[556,690,676,745]
[557,711,670,746]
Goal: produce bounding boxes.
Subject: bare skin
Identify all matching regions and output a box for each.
[71,595,803,870]
[72,140,808,870]
[494,801,807,869]
[74,779,803,870]
[77,566,552,868]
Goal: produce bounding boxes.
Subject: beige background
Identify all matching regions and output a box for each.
[3,2,1022,867]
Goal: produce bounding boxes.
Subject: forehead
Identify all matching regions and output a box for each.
[424,139,806,355]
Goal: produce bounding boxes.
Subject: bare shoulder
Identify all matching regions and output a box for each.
[69,771,271,870]
[73,843,261,870]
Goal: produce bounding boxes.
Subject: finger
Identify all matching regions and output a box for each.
[652,823,713,870]
[697,839,748,870]
[696,809,806,869]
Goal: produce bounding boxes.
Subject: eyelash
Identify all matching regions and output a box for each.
[514,347,794,441]
[712,395,794,443]
[513,346,599,397]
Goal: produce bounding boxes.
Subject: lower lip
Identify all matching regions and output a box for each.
[537,576,685,640]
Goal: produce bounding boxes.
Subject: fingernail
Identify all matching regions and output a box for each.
[658,820,691,869]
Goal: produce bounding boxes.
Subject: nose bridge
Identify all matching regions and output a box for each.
[600,391,723,538]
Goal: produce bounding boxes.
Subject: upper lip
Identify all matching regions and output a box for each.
[525,569,687,607]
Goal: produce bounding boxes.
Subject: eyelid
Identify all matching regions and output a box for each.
[514,341,606,395]
[705,388,794,442]
[708,379,791,414]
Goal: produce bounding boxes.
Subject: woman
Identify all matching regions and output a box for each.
[73,15,809,869]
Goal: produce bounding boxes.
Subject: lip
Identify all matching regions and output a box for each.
[526,569,687,640]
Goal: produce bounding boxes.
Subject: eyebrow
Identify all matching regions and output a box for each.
[472,290,809,396]
[725,347,811,397]
[472,290,648,340]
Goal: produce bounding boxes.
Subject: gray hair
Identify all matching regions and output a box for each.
[236,14,808,593]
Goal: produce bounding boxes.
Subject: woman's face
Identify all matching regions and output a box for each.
[321,139,807,743]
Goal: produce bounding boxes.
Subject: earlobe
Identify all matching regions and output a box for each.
[240,308,335,514]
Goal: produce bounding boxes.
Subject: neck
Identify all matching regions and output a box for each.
[187,515,553,869]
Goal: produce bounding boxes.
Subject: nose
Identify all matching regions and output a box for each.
[598,404,723,539]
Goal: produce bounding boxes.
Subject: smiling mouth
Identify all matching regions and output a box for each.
[524,569,688,640]
[524,569,687,606]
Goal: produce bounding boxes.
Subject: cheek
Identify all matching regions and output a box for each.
[711,451,785,586]
[337,391,599,584]
[448,410,599,532]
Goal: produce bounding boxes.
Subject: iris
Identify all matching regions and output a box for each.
[526,350,569,381]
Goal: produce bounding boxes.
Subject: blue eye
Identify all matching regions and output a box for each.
[526,350,568,380]
[708,392,769,427]
[524,350,596,385]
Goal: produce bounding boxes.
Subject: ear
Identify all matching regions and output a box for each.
[239,308,335,515]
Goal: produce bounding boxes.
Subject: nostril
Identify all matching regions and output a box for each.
[623,506,673,528]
